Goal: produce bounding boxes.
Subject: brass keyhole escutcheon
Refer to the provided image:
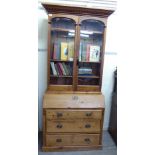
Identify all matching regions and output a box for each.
[72,96,78,100]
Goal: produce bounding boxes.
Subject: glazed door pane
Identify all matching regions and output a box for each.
[78,19,105,86]
[50,17,76,85]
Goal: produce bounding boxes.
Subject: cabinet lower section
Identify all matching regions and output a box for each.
[46,134,100,146]
[42,92,105,151]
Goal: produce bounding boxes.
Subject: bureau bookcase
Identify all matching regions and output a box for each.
[41,2,114,151]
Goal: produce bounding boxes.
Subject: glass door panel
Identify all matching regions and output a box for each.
[50,17,75,85]
[78,19,105,86]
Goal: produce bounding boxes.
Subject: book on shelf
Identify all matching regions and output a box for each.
[56,63,63,75]
[61,42,68,60]
[54,63,59,75]
[78,74,95,76]
[50,62,57,76]
[66,64,72,75]
[78,67,92,75]
[51,61,73,76]
[86,44,90,61]
[53,42,60,60]
[52,41,74,61]
[68,42,74,61]
[79,43,100,62]
[81,43,87,61]
[89,45,100,62]
[62,62,69,75]
[58,63,66,75]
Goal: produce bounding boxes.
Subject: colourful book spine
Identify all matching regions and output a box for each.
[58,63,66,75]
[89,45,100,62]
[62,63,69,75]
[56,42,60,60]
[54,63,59,75]
[82,44,87,61]
[61,42,68,60]
[50,62,57,75]
[57,63,63,75]
[53,43,56,59]
[68,42,74,61]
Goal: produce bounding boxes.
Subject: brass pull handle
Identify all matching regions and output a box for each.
[85,138,91,143]
[56,124,63,128]
[86,112,92,117]
[56,138,62,142]
[57,112,63,117]
[85,124,91,128]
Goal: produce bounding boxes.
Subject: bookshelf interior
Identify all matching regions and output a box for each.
[49,16,105,90]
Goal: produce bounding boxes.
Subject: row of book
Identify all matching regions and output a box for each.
[78,67,93,75]
[52,42,74,61]
[79,44,100,62]
[50,62,72,76]
[52,41,100,62]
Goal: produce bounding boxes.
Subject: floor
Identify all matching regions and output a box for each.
[38,131,117,155]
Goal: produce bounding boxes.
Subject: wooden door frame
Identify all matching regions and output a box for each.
[47,14,78,91]
[76,16,108,91]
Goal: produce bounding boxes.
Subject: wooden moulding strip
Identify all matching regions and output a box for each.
[77,85,100,92]
[48,85,101,92]
[48,85,73,91]
[42,145,102,152]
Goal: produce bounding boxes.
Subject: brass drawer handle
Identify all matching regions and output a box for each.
[56,138,62,142]
[57,112,63,117]
[56,124,63,128]
[85,124,91,128]
[84,138,91,143]
[86,112,92,117]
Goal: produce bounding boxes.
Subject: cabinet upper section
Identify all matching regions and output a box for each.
[41,2,114,18]
[41,3,114,92]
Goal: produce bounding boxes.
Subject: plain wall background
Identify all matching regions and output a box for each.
[38,2,117,131]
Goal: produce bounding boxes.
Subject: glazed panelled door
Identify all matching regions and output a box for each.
[77,18,105,91]
[49,15,77,89]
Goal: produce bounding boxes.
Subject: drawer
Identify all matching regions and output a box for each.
[46,134,100,146]
[46,119,101,133]
[46,109,102,120]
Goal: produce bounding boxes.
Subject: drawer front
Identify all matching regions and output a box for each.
[46,109,102,120]
[46,119,101,133]
[46,134,100,146]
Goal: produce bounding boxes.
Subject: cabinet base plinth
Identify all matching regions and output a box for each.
[42,145,102,152]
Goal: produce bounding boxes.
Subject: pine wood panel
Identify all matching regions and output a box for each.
[46,119,101,133]
[46,109,102,120]
[43,93,105,109]
[42,3,114,18]
[77,85,100,92]
[42,145,102,152]
[46,134,100,146]
[48,85,73,91]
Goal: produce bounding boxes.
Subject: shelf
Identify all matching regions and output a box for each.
[79,61,101,63]
[78,75,100,79]
[51,28,102,34]
[51,28,74,32]
[80,29,103,34]
[50,75,72,78]
[50,59,73,62]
